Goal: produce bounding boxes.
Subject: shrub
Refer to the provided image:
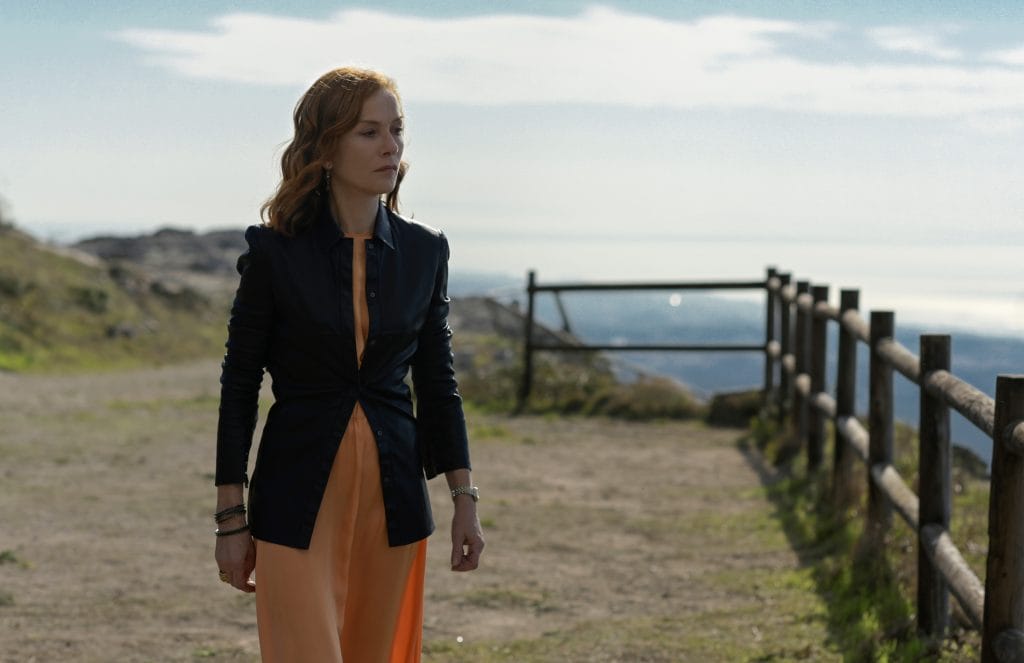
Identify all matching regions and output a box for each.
[706,388,763,427]
[69,286,109,313]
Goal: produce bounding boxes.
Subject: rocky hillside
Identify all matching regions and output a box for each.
[74,227,244,275]
[0,223,226,371]
[73,227,245,299]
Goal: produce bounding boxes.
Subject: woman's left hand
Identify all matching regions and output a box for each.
[450,498,485,571]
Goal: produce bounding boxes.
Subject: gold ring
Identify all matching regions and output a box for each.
[219,570,230,583]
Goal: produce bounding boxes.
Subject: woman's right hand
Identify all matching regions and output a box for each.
[214,485,256,592]
[215,517,256,593]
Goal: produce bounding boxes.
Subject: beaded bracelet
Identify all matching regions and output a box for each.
[213,504,246,523]
[215,524,251,537]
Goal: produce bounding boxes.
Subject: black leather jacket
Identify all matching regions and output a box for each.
[215,202,470,549]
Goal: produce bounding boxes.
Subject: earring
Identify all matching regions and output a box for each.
[318,167,331,196]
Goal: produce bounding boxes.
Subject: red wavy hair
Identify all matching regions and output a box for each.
[260,67,408,236]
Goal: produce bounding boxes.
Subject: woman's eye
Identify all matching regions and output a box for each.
[361,130,377,137]
[392,126,404,135]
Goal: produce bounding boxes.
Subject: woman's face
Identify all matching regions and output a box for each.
[329,88,404,200]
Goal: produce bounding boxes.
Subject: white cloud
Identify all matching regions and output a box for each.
[866,26,962,61]
[115,7,1024,122]
[987,45,1024,66]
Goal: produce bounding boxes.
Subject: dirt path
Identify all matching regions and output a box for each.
[0,361,836,662]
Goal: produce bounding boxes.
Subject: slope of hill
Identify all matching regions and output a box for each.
[0,224,226,371]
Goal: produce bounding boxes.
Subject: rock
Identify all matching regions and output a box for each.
[106,323,136,339]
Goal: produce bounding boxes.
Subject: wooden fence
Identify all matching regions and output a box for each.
[766,267,1024,661]
[519,266,1024,660]
[516,269,767,410]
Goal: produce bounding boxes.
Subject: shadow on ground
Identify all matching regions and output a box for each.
[734,433,923,662]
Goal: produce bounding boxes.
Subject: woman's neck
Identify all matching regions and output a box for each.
[328,188,379,235]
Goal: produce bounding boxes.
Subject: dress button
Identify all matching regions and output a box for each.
[369,290,376,298]
[377,429,384,437]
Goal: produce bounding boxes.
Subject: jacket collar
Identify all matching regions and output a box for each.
[373,203,396,249]
[313,199,395,251]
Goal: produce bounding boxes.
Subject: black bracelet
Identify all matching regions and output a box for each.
[213,504,246,523]
[215,524,250,537]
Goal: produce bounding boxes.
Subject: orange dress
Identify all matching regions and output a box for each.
[254,231,427,662]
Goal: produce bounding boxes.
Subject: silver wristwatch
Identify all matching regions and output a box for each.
[450,485,480,502]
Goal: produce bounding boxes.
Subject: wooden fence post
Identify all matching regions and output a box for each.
[808,285,829,471]
[516,270,537,413]
[868,311,895,542]
[833,289,860,509]
[777,272,793,424]
[763,266,778,408]
[982,375,1024,662]
[919,334,951,638]
[790,281,811,456]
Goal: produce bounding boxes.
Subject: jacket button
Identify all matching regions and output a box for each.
[369,290,376,298]
[377,430,384,437]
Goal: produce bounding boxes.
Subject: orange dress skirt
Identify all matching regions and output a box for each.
[254,232,427,663]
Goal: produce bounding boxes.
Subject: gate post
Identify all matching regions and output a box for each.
[516,270,537,413]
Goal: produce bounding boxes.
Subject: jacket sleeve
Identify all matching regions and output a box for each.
[215,226,274,486]
[411,231,471,480]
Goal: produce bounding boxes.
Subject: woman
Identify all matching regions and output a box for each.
[213,67,484,662]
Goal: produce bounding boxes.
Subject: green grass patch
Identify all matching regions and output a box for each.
[468,421,511,441]
[423,611,838,662]
[189,646,253,660]
[747,415,985,662]
[0,550,29,569]
[459,587,553,613]
[105,393,220,413]
[0,225,227,373]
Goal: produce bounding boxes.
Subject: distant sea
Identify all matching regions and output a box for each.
[449,235,1023,468]
[449,234,1024,337]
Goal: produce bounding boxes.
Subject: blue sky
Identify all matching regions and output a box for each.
[1,1,1022,332]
